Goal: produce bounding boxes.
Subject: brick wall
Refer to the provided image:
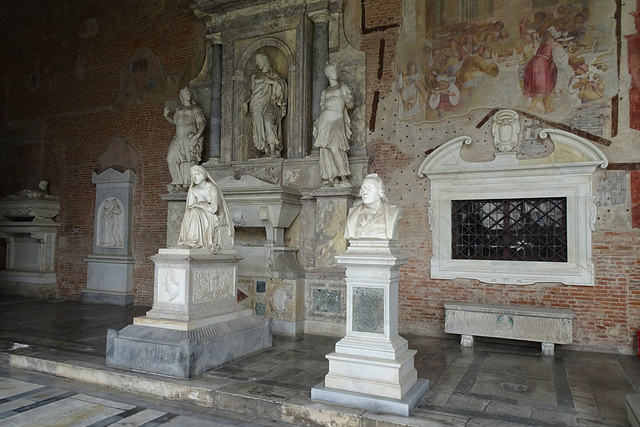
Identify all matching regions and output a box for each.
[0,0,199,302]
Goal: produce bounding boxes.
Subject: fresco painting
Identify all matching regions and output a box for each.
[395,0,617,127]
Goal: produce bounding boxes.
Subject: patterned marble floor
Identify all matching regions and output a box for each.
[0,367,287,426]
[0,295,638,426]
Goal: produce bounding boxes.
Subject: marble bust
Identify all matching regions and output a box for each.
[176,165,234,253]
[345,174,400,240]
[165,87,206,193]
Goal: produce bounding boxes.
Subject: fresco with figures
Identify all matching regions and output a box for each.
[394,0,617,129]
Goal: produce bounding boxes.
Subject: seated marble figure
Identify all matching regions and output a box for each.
[345,173,400,240]
[176,165,234,252]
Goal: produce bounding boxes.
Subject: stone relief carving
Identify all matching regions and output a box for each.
[345,174,400,240]
[97,197,124,248]
[314,63,354,187]
[492,109,520,152]
[0,181,60,221]
[192,269,234,301]
[165,86,206,193]
[162,269,182,302]
[176,165,234,253]
[243,53,287,158]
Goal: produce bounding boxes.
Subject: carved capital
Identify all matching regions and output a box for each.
[309,9,331,24]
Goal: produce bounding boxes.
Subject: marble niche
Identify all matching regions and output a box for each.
[188,0,369,336]
[83,168,136,305]
[0,182,60,299]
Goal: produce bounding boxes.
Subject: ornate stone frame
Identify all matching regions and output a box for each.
[418,129,608,286]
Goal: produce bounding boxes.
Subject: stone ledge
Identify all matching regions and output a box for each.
[0,351,459,426]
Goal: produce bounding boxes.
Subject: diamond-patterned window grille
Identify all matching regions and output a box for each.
[451,198,567,262]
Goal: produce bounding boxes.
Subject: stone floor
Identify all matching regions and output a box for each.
[0,295,638,426]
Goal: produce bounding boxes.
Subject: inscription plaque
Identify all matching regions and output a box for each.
[352,287,384,334]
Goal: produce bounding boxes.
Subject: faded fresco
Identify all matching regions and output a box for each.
[394,0,617,128]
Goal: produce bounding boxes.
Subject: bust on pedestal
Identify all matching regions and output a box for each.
[311,174,429,416]
[106,166,272,378]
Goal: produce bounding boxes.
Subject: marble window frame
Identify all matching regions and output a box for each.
[418,129,608,286]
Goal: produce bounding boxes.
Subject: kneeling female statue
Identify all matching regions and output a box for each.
[176,165,234,253]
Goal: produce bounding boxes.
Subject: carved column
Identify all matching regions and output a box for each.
[207,33,223,163]
[309,10,330,155]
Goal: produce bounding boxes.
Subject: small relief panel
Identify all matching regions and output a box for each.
[157,268,185,304]
[97,197,125,248]
[192,268,235,302]
[352,287,384,334]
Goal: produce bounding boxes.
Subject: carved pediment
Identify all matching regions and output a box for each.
[418,129,608,177]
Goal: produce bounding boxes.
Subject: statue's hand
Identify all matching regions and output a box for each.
[164,106,171,116]
[241,103,248,114]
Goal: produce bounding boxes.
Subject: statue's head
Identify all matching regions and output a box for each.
[359,173,388,206]
[255,53,269,70]
[324,63,338,79]
[179,87,193,103]
[189,165,209,185]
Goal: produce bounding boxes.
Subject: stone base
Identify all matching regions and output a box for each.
[272,319,305,336]
[81,290,134,306]
[628,394,640,427]
[84,254,135,306]
[0,275,57,299]
[324,346,418,400]
[311,379,429,417]
[106,315,272,379]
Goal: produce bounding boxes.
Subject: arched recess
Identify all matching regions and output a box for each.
[233,37,296,162]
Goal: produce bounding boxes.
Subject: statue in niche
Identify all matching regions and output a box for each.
[492,109,520,152]
[98,198,124,248]
[165,87,206,193]
[345,174,400,240]
[176,165,234,253]
[243,53,287,158]
[314,63,354,187]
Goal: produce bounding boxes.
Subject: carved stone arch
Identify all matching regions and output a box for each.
[234,37,295,161]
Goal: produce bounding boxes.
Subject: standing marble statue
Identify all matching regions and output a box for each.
[165,87,206,193]
[345,173,400,240]
[177,165,234,253]
[244,53,287,158]
[314,63,354,187]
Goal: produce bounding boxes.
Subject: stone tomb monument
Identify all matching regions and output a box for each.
[311,174,429,416]
[83,168,136,305]
[107,166,272,379]
[0,181,60,299]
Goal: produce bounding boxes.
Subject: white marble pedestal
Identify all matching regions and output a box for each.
[311,240,429,416]
[106,248,272,379]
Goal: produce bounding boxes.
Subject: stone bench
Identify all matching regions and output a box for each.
[444,302,574,356]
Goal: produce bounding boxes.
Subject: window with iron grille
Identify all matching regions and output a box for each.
[451,198,567,262]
